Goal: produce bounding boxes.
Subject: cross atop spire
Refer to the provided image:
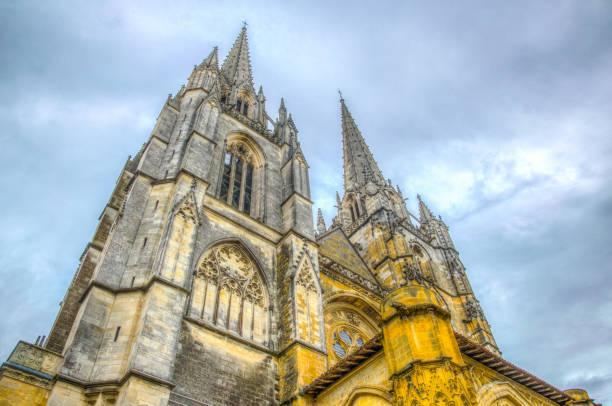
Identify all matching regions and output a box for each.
[340,96,386,192]
[221,26,254,89]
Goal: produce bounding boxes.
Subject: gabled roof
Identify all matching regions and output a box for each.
[317,228,382,295]
[303,333,573,405]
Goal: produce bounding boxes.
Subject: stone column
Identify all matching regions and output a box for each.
[381,285,477,405]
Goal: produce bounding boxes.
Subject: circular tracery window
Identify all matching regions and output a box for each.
[331,327,366,359]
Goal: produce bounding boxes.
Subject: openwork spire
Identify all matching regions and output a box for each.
[340,95,386,192]
[221,26,254,88]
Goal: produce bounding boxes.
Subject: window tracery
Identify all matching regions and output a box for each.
[330,325,367,359]
[324,303,379,364]
[220,141,256,215]
[192,243,268,345]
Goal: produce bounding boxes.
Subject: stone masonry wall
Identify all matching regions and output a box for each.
[171,321,278,406]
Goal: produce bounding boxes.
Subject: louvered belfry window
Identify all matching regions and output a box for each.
[219,142,254,215]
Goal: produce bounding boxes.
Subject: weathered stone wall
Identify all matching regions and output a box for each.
[314,353,391,406]
[171,321,277,406]
[45,247,100,354]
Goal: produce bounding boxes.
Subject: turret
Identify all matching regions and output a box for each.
[187,46,219,91]
[316,209,326,235]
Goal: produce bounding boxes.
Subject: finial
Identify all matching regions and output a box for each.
[317,208,327,234]
[417,193,422,201]
[242,20,248,30]
[338,89,344,101]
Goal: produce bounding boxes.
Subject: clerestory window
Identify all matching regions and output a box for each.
[220,143,254,215]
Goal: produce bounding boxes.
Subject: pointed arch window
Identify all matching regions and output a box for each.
[220,143,255,215]
[236,97,249,116]
[191,243,269,346]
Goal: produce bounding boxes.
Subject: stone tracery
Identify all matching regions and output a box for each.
[192,242,269,345]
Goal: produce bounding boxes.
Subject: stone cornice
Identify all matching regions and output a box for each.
[385,302,451,322]
[79,275,190,304]
[183,316,275,355]
[54,368,175,391]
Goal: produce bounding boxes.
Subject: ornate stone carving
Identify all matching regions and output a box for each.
[392,361,477,406]
[402,262,424,285]
[227,142,254,165]
[194,243,268,339]
[345,311,360,326]
[201,243,256,282]
[296,261,317,292]
[464,300,484,322]
[319,254,385,297]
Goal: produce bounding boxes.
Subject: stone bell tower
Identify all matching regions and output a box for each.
[0,26,326,406]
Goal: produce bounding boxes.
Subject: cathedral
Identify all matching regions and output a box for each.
[0,27,600,406]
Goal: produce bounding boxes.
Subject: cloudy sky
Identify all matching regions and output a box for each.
[1,0,611,403]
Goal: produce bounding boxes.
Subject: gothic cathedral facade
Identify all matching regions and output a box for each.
[0,27,599,406]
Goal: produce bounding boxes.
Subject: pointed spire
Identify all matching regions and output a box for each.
[278,97,287,122]
[258,86,265,101]
[317,209,326,234]
[340,95,386,192]
[417,194,434,222]
[199,46,219,70]
[221,26,254,88]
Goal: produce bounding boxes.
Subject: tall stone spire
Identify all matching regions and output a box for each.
[417,194,435,222]
[340,95,386,192]
[221,25,254,88]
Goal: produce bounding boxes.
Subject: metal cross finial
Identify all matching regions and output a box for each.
[242,20,248,29]
[338,89,343,100]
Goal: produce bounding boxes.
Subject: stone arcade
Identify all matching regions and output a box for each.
[0,27,600,406]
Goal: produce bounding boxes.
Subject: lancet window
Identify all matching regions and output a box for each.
[219,142,255,215]
[236,97,249,116]
[191,243,269,346]
[346,194,363,222]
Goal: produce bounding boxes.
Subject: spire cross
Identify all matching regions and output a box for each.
[242,20,248,29]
